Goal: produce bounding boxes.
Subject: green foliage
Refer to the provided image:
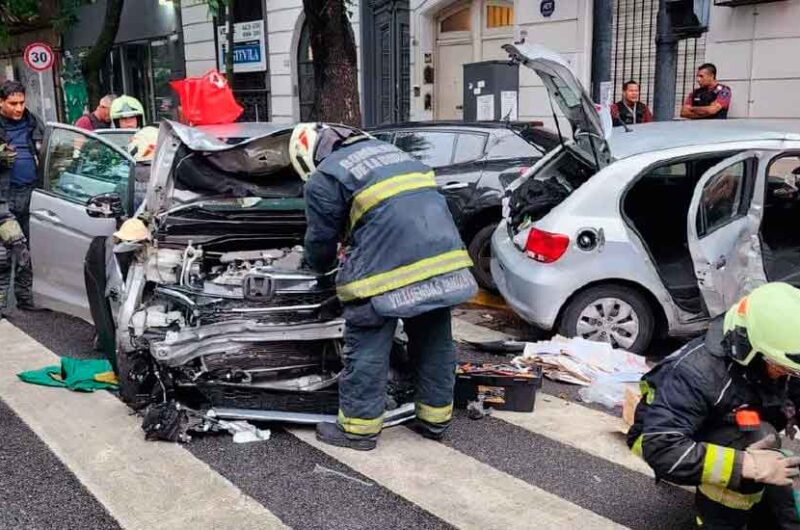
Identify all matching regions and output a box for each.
[53,0,88,34]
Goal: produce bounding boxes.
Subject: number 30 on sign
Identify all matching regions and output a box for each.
[24,43,54,72]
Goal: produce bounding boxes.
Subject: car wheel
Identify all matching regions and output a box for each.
[558,284,655,354]
[84,236,117,369]
[116,346,156,410]
[468,223,498,292]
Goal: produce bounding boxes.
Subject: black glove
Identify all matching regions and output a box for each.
[10,239,30,267]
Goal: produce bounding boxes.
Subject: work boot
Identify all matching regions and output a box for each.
[315,422,377,451]
[410,418,451,441]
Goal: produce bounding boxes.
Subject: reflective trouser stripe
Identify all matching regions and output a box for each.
[631,434,644,458]
[701,444,736,487]
[337,410,383,435]
[416,402,453,424]
[349,171,437,227]
[698,484,763,511]
[337,249,473,302]
[639,380,655,405]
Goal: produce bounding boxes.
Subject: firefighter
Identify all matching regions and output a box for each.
[628,282,800,529]
[290,122,477,451]
[110,95,145,129]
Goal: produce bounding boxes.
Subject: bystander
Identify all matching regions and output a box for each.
[610,80,653,127]
[74,94,116,131]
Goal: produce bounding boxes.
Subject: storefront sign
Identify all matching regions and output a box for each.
[217,20,267,73]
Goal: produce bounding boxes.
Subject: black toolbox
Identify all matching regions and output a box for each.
[454,363,543,412]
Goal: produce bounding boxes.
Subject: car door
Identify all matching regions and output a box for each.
[687,151,769,317]
[30,123,135,322]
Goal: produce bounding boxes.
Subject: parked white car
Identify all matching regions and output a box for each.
[492,43,800,353]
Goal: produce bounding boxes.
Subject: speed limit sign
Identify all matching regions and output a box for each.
[24,42,54,72]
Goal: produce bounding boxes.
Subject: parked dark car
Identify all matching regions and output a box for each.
[368,121,559,290]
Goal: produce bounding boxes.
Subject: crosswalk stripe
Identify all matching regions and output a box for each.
[494,396,655,477]
[290,425,629,530]
[0,321,287,530]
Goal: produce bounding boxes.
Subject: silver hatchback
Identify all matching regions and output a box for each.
[492,44,800,353]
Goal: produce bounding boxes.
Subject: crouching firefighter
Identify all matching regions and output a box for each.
[628,282,800,529]
[290,122,478,451]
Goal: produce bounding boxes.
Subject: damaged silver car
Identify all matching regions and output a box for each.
[74,122,414,438]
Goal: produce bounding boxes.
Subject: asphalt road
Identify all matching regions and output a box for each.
[1,306,699,529]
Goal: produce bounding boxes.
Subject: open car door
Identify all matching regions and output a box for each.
[687,151,769,317]
[30,123,135,322]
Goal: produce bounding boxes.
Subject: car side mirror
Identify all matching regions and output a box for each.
[86,193,124,219]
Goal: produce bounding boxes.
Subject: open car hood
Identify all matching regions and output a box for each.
[144,121,300,215]
[503,43,611,168]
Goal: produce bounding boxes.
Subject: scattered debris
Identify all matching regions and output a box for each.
[466,400,493,420]
[510,336,649,409]
[593,475,602,483]
[313,464,374,487]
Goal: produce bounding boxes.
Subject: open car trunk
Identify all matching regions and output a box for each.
[114,122,415,441]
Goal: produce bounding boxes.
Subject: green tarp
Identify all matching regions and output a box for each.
[17,357,118,392]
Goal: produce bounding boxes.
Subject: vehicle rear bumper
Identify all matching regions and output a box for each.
[491,222,572,331]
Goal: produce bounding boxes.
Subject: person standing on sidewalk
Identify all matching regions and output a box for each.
[290,123,477,451]
[681,63,732,120]
[610,80,653,127]
[0,80,44,313]
[74,94,116,131]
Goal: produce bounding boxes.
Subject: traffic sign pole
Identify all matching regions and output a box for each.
[23,42,54,121]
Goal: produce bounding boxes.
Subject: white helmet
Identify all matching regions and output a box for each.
[289,122,369,181]
[289,123,320,181]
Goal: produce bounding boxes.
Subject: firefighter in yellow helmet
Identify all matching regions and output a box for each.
[628,282,800,528]
[110,95,145,129]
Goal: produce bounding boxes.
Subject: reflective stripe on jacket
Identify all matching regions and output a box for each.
[303,137,475,311]
[627,318,799,499]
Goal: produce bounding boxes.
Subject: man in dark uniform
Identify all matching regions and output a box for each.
[628,283,800,528]
[290,122,477,451]
[610,80,653,127]
[0,80,43,314]
[681,63,732,120]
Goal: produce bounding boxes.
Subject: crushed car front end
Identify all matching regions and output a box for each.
[112,122,414,438]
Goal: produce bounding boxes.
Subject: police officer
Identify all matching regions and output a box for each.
[681,63,732,120]
[610,80,653,127]
[628,282,800,528]
[290,123,477,451]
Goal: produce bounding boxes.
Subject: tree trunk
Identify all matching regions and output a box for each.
[301,0,362,126]
[225,0,235,88]
[81,0,125,108]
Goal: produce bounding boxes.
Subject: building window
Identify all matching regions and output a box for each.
[486,4,513,29]
[440,7,471,33]
[297,20,316,121]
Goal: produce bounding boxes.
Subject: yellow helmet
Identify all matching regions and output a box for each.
[127,126,159,162]
[723,282,800,371]
[113,218,150,242]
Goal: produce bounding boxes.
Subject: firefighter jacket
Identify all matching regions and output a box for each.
[627,318,799,508]
[303,137,477,317]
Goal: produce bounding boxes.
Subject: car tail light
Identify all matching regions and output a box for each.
[524,228,570,263]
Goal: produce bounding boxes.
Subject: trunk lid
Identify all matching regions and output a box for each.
[503,43,612,169]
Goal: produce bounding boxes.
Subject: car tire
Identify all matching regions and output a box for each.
[558,284,655,354]
[115,345,155,410]
[468,223,498,292]
[84,236,117,369]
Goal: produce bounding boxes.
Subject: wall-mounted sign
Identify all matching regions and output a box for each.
[540,0,555,18]
[217,20,267,73]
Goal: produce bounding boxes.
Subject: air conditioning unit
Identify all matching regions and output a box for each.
[714,0,787,6]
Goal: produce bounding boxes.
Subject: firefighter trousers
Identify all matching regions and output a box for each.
[337,304,456,436]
